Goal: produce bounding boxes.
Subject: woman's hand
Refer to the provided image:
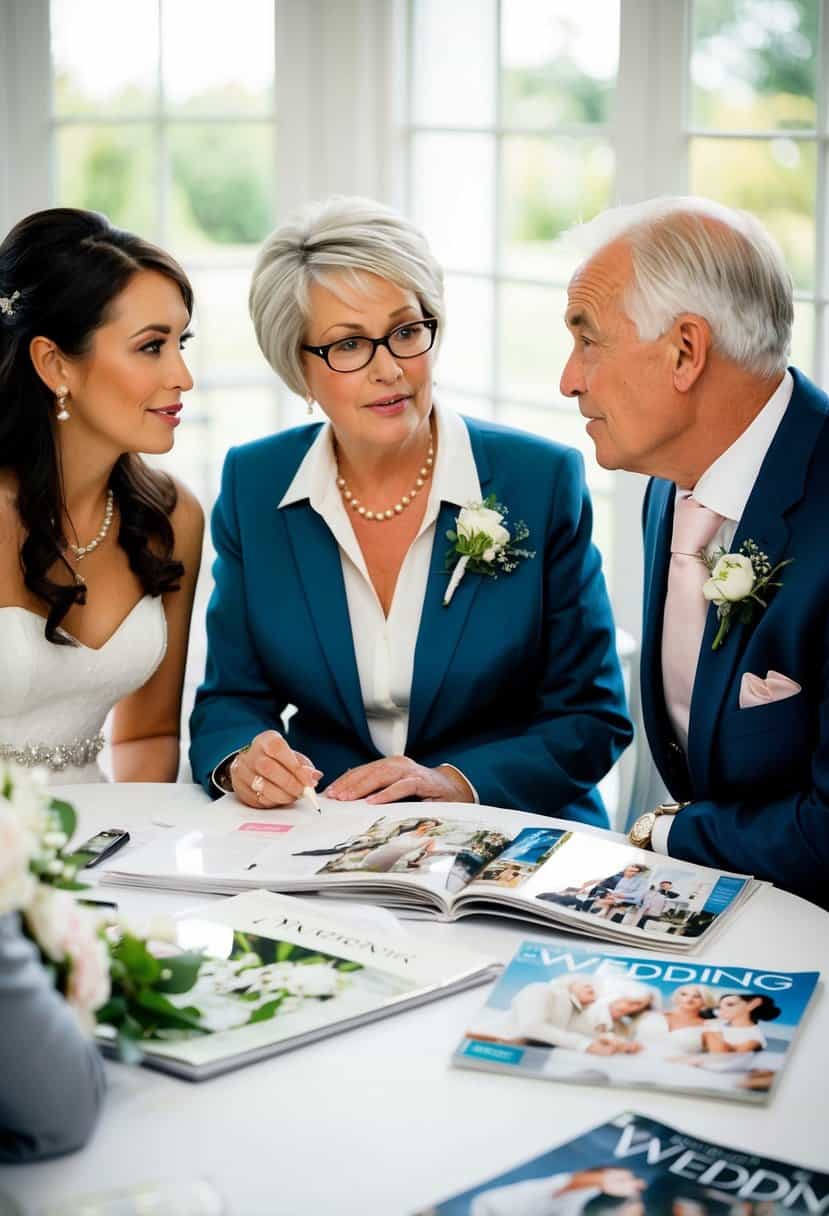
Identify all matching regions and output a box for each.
[325,757,474,804]
[230,730,322,808]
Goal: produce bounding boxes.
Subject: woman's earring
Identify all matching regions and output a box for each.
[305,394,314,416]
[55,385,71,422]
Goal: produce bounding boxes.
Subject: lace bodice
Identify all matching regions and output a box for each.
[0,596,167,784]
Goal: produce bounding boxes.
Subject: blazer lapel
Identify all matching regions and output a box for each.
[279,502,375,752]
[406,502,486,746]
[406,423,493,748]
[687,373,825,786]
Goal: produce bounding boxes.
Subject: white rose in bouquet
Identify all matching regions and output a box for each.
[25,886,110,1031]
[703,553,756,604]
[0,802,38,915]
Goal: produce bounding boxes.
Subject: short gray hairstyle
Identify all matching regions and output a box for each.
[569,197,793,377]
[249,195,445,396]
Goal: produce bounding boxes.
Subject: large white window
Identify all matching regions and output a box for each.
[49,0,282,504]
[404,0,620,590]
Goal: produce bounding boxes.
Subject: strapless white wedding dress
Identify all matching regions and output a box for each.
[0,596,167,784]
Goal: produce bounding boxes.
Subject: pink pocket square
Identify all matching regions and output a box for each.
[739,670,802,710]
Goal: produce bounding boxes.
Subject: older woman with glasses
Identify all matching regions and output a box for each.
[190,196,631,820]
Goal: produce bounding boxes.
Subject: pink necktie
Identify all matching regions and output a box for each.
[661,496,725,752]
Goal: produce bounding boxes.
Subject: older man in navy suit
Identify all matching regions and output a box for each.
[560,197,829,909]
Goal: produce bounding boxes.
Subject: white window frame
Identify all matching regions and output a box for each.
[3,0,825,642]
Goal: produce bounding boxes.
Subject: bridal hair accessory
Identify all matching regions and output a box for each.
[68,490,114,561]
[0,290,20,317]
[701,538,792,650]
[336,434,435,522]
[55,385,71,422]
[443,496,535,606]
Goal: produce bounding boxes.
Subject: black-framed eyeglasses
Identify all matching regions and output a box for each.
[302,317,438,373]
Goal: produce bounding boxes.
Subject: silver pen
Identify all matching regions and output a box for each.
[303,785,322,814]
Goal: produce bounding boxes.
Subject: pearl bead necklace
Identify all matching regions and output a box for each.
[336,439,435,522]
[68,490,115,560]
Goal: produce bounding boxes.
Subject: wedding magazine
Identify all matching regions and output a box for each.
[453,939,819,1104]
[101,799,758,952]
[415,1110,829,1215]
[96,889,498,1081]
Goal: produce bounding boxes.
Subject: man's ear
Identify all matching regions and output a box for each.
[669,314,710,391]
[28,336,73,394]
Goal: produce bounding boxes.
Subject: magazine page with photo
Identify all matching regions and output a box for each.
[450,827,755,949]
[453,939,820,1104]
[96,889,498,1081]
[101,800,757,950]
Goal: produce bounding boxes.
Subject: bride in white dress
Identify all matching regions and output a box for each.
[0,208,203,785]
[633,983,717,1055]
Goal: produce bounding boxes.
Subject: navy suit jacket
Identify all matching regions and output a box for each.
[641,368,829,907]
[190,415,632,826]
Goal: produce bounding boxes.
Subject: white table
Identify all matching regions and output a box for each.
[3,784,828,1216]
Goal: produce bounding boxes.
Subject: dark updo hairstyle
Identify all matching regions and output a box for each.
[726,993,782,1023]
[0,208,194,643]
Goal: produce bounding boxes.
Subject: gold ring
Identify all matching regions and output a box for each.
[251,774,265,795]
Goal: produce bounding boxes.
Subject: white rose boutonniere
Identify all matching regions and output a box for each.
[443,494,535,606]
[701,539,792,650]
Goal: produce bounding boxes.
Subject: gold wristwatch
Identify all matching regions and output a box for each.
[628,801,691,850]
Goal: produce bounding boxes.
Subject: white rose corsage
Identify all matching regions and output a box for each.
[443,495,535,606]
[701,538,792,650]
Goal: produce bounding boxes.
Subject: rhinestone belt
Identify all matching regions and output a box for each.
[0,733,105,771]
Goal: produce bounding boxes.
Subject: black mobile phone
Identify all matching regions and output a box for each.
[75,828,131,867]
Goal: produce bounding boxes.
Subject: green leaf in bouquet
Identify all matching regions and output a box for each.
[134,988,207,1032]
[111,933,163,987]
[276,940,296,962]
[154,951,204,994]
[48,798,77,842]
[247,994,286,1024]
[336,961,363,972]
[96,995,128,1026]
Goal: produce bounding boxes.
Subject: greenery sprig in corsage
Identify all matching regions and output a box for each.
[443,495,535,606]
[0,760,206,1059]
[701,538,792,650]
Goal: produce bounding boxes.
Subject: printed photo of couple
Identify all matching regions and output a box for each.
[301,816,513,890]
[462,947,818,1101]
[515,833,745,938]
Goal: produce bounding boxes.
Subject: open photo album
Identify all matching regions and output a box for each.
[101,800,758,952]
[453,938,819,1104]
[415,1110,829,1215]
[96,889,498,1081]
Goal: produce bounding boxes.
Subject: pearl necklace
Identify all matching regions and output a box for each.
[336,439,435,521]
[68,490,115,560]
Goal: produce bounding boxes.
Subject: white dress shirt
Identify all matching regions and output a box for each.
[279,402,481,764]
[653,370,793,854]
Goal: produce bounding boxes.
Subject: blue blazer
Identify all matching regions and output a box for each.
[190,415,632,826]
[641,368,829,906]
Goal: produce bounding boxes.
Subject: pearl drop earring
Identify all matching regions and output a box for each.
[306,395,314,416]
[55,385,70,422]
